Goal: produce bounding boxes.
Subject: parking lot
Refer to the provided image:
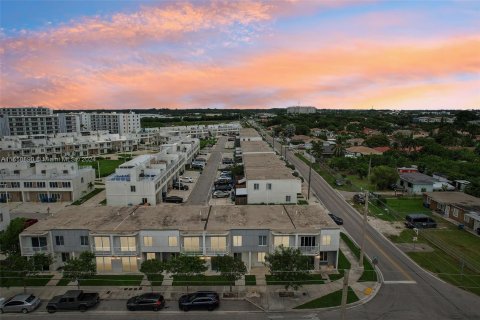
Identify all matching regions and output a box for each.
[165,170,202,203]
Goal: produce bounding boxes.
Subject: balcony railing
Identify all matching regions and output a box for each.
[271,245,320,255]
[205,246,229,256]
[181,246,204,256]
[23,246,49,255]
[93,246,138,256]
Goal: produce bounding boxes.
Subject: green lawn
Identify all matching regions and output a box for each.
[146,274,164,286]
[340,233,378,282]
[71,188,104,205]
[56,278,72,286]
[79,159,125,177]
[200,138,217,149]
[172,275,233,286]
[74,275,143,286]
[294,287,359,309]
[389,225,480,296]
[368,197,432,222]
[0,273,53,287]
[245,275,256,286]
[266,274,324,286]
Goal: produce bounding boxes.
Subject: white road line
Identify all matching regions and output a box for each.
[383,280,417,284]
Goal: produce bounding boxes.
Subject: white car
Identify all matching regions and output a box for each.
[180,177,193,183]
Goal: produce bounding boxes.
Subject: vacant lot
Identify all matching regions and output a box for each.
[79,159,125,177]
[368,197,433,222]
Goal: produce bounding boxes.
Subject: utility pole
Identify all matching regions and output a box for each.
[97,161,101,179]
[367,155,372,181]
[340,269,350,320]
[359,191,369,266]
[307,161,312,200]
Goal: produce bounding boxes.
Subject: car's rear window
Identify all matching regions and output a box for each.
[25,295,35,303]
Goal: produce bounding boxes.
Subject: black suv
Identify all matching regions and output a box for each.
[178,291,219,312]
[126,293,165,311]
[328,213,344,225]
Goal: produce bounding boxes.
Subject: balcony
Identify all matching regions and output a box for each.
[94,246,138,256]
[205,246,229,256]
[180,246,204,256]
[270,245,320,255]
[23,246,49,255]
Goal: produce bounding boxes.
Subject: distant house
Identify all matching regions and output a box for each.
[373,146,390,153]
[397,166,419,174]
[423,192,480,232]
[0,207,11,232]
[345,146,381,158]
[398,173,436,195]
[346,138,364,146]
[362,128,381,136]
[454,180,471,192]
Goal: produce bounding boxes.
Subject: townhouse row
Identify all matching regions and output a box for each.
[105,137,200,206]
[0,162,95,203]
[20,205,340,273]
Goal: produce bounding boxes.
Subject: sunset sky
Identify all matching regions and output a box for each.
[1,0,479,110]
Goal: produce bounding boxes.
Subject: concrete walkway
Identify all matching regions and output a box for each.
[81,189,106,207]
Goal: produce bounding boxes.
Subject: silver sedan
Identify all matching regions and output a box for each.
[0,294,41,314]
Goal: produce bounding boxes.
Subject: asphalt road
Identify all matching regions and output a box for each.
[187,137,226,205]
[260,129,480,320]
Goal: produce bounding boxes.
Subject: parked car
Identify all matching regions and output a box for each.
[328,213,344,225]
[404,214,437,229]
[353,194,365,204]
[0,294,41,314]
[164,196,183,203]
[178,291,220,312]
[222,158,234,164]
[46,290,99,313]
[214,184,232,191]
[213,190,230,198]
[215,178,232,184]
[126,293,165,311]
[173,182,189,190]
[192,163,205,170]
[180,177,194,183]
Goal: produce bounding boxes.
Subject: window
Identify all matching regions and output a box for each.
[233,235,242,247]
[258,235,267,246]
[300,236,316,247]
[61,252,70,262]
[55,236,64,246]
[120,237,136,251]
[130,185,136,192]
[81,177,84,183]
[464,215,470,223]
[146,252,156,260]
[63,170,68,174]
[452,208,459,218]
[96,257,112,272]
[122,257,138,272]
[319,252,328,262]
[285,195,291,202]
[257,252,266,263]
[254,183,259,190]
[94,236,110,251]
[37,182,45,188]
[0,213,2,222]
[210,237,226,250]
[41,170,46,175]
[62,182,71,188]
[80,236,89,246]
[168,236,178,247]
[13,170,20,175]
[321,235,332,246]
[24,182,33,188]
[143,236,153,246]
[266,183,272,190]
[234,252,242,260]
[183,237,200,251]
[31,237,47,248]
[50,182,59,188]
[274,236,290,247]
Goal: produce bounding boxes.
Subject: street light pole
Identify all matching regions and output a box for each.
[359,191,369,267]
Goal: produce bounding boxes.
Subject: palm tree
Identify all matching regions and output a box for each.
[333,143,345,157]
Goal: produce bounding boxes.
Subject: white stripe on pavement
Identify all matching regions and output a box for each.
[383,280,417,284]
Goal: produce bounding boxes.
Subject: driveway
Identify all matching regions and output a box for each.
[188,137,227,205]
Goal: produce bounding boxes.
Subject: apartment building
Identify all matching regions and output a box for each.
[0,162,95,203]
[81,112,141,135]
[0,107,81,137]
[286,106,317,114]
[160,123,241,139]
[19,205,340,272]
[0,132,141,160]
[105,138,199,206]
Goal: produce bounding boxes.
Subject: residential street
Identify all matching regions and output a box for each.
[261,129,480,320]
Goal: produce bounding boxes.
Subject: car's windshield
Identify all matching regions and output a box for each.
[25,295,35,303]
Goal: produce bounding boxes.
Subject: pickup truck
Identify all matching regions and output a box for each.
[46,290,99,313]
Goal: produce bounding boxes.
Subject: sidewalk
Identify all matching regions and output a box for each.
[0,239,380,312]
